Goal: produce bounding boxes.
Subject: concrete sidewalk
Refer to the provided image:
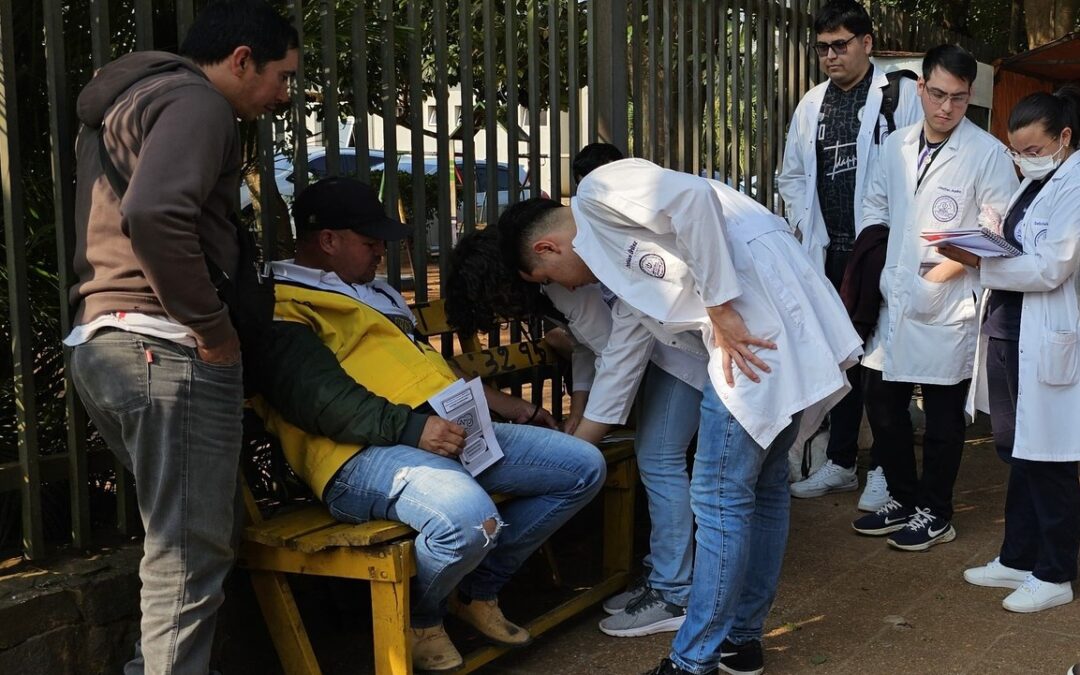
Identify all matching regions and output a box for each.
[489,426,1080,675]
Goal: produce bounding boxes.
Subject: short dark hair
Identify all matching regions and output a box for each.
[922,44,977,86]
[444,228,555,335]
[496,197,563,273]
[180,0,299,69]
[813,0,873,40]
[573,143,624,182]
[1008,86,1080,149]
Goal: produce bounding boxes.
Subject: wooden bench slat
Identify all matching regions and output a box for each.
[451,340,555,379]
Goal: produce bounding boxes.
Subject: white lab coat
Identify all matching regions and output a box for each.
[542,283,707,425]
[778,65,923,269]
[572,158,862,448]
[861,118,1019,384]
[966,150,1080,461]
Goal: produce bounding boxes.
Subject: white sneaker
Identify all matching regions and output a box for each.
[857,467,891,512]
[963,557,1031,589]
[789,460,858,498]
[1002,574,1074,613]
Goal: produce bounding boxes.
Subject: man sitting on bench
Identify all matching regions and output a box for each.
[253,176,606,672]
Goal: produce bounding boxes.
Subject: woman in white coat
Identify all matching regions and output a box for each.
[938,86,1080,614]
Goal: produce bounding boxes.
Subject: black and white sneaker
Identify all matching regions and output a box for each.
[599,588,686,637]
[719,638,764,675]
[643,657,716,675]
[887,507,956,551]
[851,498,915,536]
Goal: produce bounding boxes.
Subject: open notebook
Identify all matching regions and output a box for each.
[921,228,1022,258]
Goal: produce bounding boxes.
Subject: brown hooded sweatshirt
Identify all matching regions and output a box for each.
[71,51,242,350]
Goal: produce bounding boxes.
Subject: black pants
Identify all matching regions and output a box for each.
[863,368,969,520]
[823,249,870,469]
[987,337,1080,583]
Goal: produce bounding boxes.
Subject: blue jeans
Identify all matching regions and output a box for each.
[322,422,606,627]
[637,364,701,606]
[670,384,801,674]
[70,330,244,675]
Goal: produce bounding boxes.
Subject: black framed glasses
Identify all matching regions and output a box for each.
[813,34,860,57]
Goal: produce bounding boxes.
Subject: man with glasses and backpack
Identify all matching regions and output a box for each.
[779,0,923,512]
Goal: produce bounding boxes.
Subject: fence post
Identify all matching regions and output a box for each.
[591,0,629,153]
[0,0,45,559]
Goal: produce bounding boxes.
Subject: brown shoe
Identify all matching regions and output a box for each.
[410,623,463,672]
[448,594,532,646]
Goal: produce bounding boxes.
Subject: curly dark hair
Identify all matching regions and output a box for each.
[444,227,559,335]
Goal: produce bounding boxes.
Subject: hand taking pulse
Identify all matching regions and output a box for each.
[707,302,776,387]
[418,417,466,457]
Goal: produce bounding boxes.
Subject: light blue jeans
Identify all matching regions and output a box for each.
[322,422,606,627]
[670,384,801,674]
[636,364,701,606]
[71,329,244,675]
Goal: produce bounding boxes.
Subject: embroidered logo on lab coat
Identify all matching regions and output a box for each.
[932,195,959,222]
[1032,219,1049,250]
[639,254,667,278]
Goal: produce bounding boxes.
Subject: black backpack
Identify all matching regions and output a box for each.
[874,69,918,143]
[95,127,275,397]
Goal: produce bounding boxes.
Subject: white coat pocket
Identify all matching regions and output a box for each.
[1038,330,1079,386]
[907,274,951,322]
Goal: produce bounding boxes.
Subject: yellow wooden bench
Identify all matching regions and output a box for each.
[237,299,638,675]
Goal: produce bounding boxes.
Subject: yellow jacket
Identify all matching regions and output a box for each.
[254,280,457,498]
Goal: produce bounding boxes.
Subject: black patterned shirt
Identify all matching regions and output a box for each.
[816,69,873,253]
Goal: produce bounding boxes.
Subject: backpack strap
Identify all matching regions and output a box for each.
[874,69,918,143]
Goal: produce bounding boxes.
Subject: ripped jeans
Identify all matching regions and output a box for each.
[322,422,606,627]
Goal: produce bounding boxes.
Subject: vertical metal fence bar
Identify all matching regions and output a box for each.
[586,0,596,142]
[505,0,520,201]
[766,0,777,212]
[705,0,714,178]
[459,0,477,232]
[676,0,687,172]
[567,0,580,192]
[351,6,367,184]
[176,0,194,45]
[662,0,673,168]
[629,0,643,158]
[756,0,767,206]
[90,0,111,68]
[44,0,91,549]
[380,0,401,288]
[406,1,427,301]
[290,0,309,194]
[730,0,739,185]
[718,0,728,182]
[646,0,657,162]
[434,0,452,297]
[548,0,562,200]
[691,1,701,176]
[779,0,791,217]
[257,118,277,258]
[320,0,340,174]
[526,0,541,199]
[484,0,500,207]
[0,0,45,559]
[134,0,153,51]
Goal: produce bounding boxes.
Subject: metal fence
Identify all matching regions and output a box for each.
[0,0,979,559]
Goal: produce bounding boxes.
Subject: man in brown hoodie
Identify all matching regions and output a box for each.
[64,2,297,672]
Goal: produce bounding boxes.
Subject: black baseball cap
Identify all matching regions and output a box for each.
[292,176,412,241]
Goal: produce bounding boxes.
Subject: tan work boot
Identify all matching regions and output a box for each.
[410,623,463,672]
[448,594,532,646]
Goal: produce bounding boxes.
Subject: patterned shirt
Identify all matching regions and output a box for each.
[816,69,873,253]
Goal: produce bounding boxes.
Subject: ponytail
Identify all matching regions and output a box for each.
[1008,85,1080,148]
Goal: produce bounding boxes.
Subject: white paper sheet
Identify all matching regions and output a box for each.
[427,378,504,476]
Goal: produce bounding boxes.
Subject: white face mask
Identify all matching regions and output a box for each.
[1013,139,1066,180]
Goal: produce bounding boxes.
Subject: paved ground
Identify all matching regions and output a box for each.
[218,417,1080,675]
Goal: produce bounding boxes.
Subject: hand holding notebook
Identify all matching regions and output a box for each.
[920,227,1021,258]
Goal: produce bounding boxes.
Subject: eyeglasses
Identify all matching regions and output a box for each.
[924,86,970,106]
[1007,137,1061,160]
[812,35,860,57]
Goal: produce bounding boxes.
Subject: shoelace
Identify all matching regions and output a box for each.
[624,589,663,615]
[1017,575,1041,595]
[905,506,934,531]
[866,469,888,492]
[875,498,903,516]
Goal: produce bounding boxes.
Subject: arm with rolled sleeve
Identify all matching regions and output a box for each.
[981,180,1080,293]
[582,301,655,426]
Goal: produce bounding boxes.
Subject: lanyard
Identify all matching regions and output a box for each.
[915,129,950,192]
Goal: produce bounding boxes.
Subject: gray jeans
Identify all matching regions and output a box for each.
[71,330,243,675]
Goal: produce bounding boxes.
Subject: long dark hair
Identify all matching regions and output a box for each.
[1008,85,1080,149]
[444,227,558,335]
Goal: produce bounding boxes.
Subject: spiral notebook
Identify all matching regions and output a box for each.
[920,227,1022,258]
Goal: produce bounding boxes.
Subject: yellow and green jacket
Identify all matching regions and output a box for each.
[254,276,456,498]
